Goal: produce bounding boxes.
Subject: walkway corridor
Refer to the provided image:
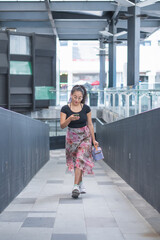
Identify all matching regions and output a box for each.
[0,150,160,240]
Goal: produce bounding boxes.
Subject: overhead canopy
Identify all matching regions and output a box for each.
[0,0,160,41]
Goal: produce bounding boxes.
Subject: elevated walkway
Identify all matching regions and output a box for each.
[0,150,160,240]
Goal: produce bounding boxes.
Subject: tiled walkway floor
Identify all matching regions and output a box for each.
[0,149,160,240]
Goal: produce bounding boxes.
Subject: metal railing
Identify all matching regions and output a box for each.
[35,83,160,123]
[104,85,160,120]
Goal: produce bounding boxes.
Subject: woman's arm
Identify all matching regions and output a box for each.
[60,112,70,129]
[87,111,98,147]
[60,112,79,129]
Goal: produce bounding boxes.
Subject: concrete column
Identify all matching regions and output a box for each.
[99,39,106,104]
[127,5,140,86]
[108,20,116,88]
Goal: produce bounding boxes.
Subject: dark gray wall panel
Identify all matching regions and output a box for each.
[10,94,32,104]
[0,67,8,74]
[0,107,49,213]
[35,56,52,86]
[0,45,8,73]
[0,32,8,53]
[34,34,56,94]
[10,75,32,87]
[10,55,32,61]
[0,32,8,41]
[0,32,8,74]
[35,49,55,57]
[35,100,50,108]
[50,136,65,150]
[0,109,11,211]
[0,54,8,68]
[96,108,160,213]
[10,76,33,109]
[35,35,56,51]
[0,75,7,104]
[0,41,8,53]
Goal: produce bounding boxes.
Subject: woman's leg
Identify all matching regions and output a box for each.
[79,175,82,183]
[74,167,83,185]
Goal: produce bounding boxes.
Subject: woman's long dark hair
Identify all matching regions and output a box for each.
[71,85,87,104]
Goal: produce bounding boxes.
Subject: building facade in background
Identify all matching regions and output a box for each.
[59,29,160,93]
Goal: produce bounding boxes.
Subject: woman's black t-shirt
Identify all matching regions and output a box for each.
[61,104,91,128]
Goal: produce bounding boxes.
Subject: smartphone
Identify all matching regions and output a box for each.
[74,114,79,117]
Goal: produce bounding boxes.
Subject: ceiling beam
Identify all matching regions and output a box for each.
[0,1,159,41]
[0,1,126,12]
[0,21,51,28]
[0,1,159,13]
[141,19,160,27]
[58,33,99,40]
[0,19,49,22]
[0,12,48,20]
[57,28,102,34]
[55,20,108,29]
[1,19,159,30]
[15,27,53,35]
[141,10,160,18]
[0,19,108,30]
[0,19,108,29]
[50,1,118,11]
[52,12,107,20]
[141,2,160,11]
[140,27,158,33]
[45,0,57,36]
[0,2,46,12]
[112,5,121,20]
[0,11,108,21]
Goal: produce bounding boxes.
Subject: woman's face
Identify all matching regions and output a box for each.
[71,90,83,105]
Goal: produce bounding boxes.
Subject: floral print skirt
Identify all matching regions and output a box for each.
[66,125,94,174]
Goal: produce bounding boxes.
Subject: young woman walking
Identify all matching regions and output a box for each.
[60,85,98,198]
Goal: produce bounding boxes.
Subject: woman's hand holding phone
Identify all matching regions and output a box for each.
[70,114,80,121]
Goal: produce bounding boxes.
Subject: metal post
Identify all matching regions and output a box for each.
[99,39,106,104]
[126,94,129,117]
[108,20,116,88]
[7,30,10,110]
[32,33,35,111]
[127,5,140,86]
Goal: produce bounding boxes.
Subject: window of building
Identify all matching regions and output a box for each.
[60,41,68,46]
[140,41,151,46]
[10,35,31,55]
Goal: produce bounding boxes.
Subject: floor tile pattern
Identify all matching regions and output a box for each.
[0,149,160,240]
